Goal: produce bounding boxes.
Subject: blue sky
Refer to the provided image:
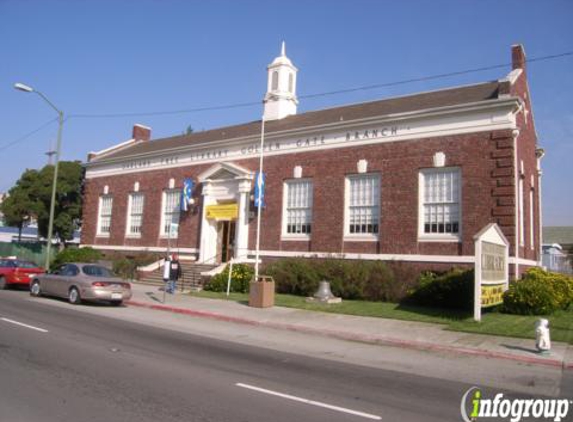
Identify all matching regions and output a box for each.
[1,0,572,225]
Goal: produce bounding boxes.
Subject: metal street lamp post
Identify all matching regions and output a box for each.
[14,83,64,270]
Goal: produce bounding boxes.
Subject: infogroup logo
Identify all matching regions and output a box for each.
[460,387,571,422]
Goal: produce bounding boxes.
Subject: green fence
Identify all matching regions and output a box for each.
[0,242,55,267]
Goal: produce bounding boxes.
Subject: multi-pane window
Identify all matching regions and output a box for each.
[127,193,144,236]
[284,180,313,236]
[97,195,113,236]
[161,190,180,237]
[347,174,380,235]
[420,168,460,236]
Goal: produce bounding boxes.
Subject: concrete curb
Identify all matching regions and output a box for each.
[126,299,573,370]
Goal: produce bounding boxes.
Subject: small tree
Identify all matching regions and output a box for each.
[33,161,84,245]
[0,161,84,246]
[0,169,41,241]
[0,189,33,242]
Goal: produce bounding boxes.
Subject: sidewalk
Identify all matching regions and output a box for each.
[127,283,573,370]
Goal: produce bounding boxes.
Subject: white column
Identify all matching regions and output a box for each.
[235,179,252,260]
[199,182,218,264]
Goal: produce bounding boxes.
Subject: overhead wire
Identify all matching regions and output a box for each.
[67,50,573,119]
[0,117,59,153]
[3,50,573,152]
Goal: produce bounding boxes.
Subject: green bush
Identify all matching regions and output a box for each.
[204,263,254,293]
[502,268,573,315]
[524,268,573,310]
[406,269,474,310]
[112,253,161,280]
[384,261,423,302]
[113,259,135,280]
[263,258,420,302]
[265,258,321,297]
[52,247,103,269]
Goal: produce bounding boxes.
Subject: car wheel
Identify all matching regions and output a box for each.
[68,287,81,305]
[30,280,41,297]
[110,300,123,307]
[0,276,6,290]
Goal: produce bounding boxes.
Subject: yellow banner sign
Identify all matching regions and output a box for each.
[481,284,505,308]
[206,204,238,220]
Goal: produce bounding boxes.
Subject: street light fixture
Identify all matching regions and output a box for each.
[14,83,34,93]
[14,82,64,271]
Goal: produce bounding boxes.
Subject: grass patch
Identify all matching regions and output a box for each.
[190,291,573,344]
[447,309,573,344]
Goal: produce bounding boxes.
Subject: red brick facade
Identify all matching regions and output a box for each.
[81,45,541,276]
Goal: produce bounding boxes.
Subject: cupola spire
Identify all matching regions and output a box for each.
[263,42,298,121]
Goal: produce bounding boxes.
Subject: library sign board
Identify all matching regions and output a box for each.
[473,223,509,321]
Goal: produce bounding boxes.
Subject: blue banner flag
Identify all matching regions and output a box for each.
[254,172,265,208]
[180,178,194,212]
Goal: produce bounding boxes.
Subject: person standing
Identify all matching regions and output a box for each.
[168,254,182,294]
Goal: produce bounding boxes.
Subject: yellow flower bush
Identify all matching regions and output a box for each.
[502,268,573,315]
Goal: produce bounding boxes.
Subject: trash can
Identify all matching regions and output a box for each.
[249,276,275,308]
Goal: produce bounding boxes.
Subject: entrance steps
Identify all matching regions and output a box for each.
[136,261,217,292]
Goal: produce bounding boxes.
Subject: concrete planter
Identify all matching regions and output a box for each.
[249,276,275,308]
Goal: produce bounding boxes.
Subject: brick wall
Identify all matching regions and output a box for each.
[509,46,541,264]
[83,128,526,261]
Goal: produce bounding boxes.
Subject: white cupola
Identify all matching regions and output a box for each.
[263,41,298,121]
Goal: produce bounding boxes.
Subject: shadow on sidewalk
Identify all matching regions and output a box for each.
[501,344,539,355]
[145,292,163,303]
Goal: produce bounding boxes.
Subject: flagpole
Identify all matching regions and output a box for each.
[254,115,265,281]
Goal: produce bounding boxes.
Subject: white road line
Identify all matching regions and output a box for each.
[236,382,382,420]
[0,317,49,333]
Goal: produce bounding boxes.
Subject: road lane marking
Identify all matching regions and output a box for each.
[236,382,382,420]
[0,318,49,333]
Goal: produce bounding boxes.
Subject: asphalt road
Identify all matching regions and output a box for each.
[0,290,567,422]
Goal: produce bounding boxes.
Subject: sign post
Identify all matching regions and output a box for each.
[162,222,178,303]
[226,258,235,297]
[473,223,509,322]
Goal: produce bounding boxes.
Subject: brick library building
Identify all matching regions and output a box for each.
[81,44,543,278]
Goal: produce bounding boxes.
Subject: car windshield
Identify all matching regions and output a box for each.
[16,260,38,269]
[82,265,115,278]
[0,260,15,268]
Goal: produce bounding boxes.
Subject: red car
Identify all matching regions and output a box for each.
[0,258,45,289]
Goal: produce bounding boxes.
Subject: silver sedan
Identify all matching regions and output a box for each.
[30,263,132,306]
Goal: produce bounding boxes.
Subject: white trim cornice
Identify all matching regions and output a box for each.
[87,97,520,168]
[249,249,476,263]
[85,98,520,179]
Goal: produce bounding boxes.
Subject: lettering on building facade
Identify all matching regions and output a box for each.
[97,124,407,177]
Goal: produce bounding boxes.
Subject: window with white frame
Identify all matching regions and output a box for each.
[419,168,461,238]
[346,174,380,236]
[127,193,144,236]
[97,195,113,236]
[519,177,524,246]
[529,187,534,249]
[283,180,313,237]
[161,190,180,237]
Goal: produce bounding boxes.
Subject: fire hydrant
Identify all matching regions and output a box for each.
[535,318,551,354]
